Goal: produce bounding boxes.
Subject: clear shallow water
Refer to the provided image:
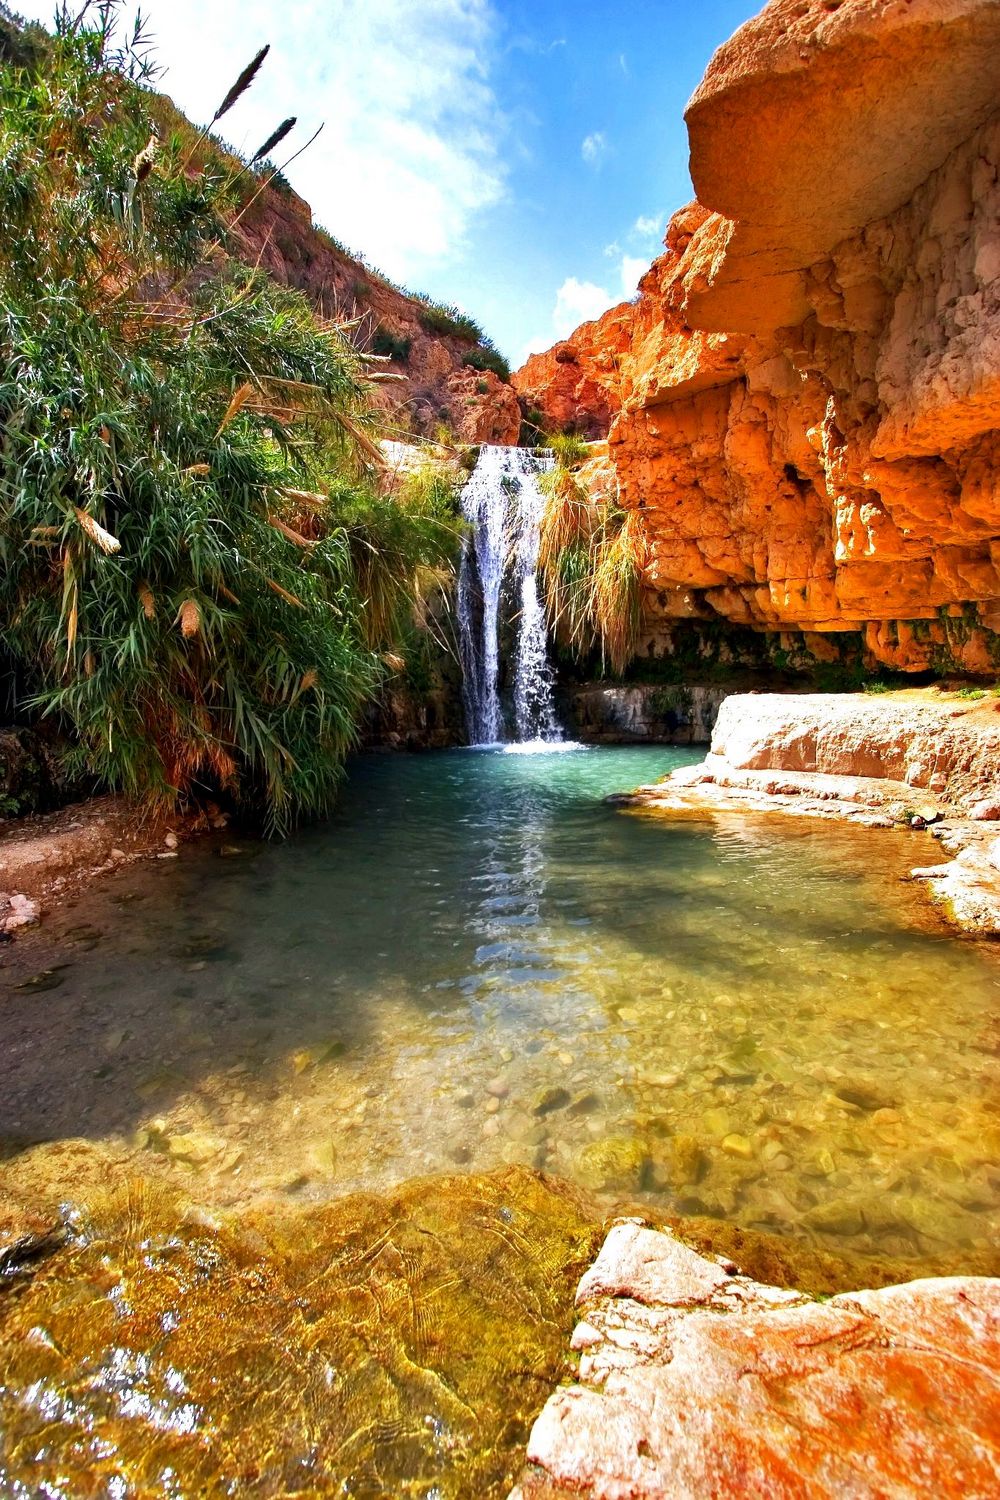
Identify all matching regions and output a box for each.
[4,745,1000,1264]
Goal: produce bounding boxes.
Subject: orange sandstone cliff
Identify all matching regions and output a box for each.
[515,0,1000,673]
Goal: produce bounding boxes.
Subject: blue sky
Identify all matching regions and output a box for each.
[17,0,758,364]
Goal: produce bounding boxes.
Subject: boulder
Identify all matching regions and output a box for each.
[512,1220,1000,1499]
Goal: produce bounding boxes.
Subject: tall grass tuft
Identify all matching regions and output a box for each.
[0,3,457,832]
[537,443,647,675]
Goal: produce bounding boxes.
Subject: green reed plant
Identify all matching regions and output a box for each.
[0,3,451,832]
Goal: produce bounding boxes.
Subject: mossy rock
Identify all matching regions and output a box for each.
[575,1135,649,1192]
[0,1166,602,1498]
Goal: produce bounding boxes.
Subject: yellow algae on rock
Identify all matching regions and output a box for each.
[0,1167,601,1499]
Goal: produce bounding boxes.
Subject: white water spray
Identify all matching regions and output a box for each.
[456,445,563,746]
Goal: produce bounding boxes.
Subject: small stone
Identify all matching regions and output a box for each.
[485,1096,501,1115]
[2,894,39,932]
[482,1118,500,1138]
[702,1108,731,1138]
[533,1086,571,1116]
[575,1135,649,1192]
[166,1131,223,1165]
[722,1133,753,1160]
[309,1141,338,1175]
[456,1091,476,1109]
[450,1144,473,1165]
[671,1134,705,1187]
[15,967,65,992]
[110,847,127,861]
[803,1199,865,1237]
[486,1077,509,1099]
[558,1052,574,1067]
[164,832,179,849]
[834,1083,892,1113]
[616,1006,641,1024]
[568,1092,601,1116]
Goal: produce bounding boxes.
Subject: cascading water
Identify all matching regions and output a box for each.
[457,445,563,746]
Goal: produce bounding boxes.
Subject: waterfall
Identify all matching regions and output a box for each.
[456,445,563,746]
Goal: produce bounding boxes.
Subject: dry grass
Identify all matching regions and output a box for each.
[538,458,647,674]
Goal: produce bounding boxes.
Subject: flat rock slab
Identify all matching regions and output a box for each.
[511,1220,1000,1499]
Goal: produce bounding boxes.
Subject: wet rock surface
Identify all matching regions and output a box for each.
[512,1219,1000,1500]
[623,691,1000,934]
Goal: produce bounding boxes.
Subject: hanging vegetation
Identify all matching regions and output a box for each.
[537,438,647,675]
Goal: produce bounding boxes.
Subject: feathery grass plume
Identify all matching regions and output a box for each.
[538,466,597,577]
[74,508,121,554]
[213,45,270,124]
[268,514,315,548]
[251,117,296,165]
[178,599,201,638]
[138,582,156,619]
[215,381,255,437]
[589,508,647,674]
[132,131,158,183]
[536,436,646,674]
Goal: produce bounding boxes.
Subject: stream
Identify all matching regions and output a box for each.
[3,744,1000,1494]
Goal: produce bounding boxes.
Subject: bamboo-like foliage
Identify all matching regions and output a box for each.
[537,442,647,675]
[0,5,458,832]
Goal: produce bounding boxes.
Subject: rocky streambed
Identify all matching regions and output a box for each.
[2,729,1000,1495]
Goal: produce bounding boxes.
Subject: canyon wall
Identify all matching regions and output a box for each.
[515,0,1000,674]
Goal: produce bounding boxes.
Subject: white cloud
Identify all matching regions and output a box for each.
[581,131,608,167]
[633,214,661,237]
[553,277,616,338]
[603,240,622,259]
[14,0,507,285]
[519,254,650,367]
[620,255,648,295]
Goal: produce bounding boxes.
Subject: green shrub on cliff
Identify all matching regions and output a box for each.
[461,345,511,382]
[0,4,454,831]
[414,295,483,343]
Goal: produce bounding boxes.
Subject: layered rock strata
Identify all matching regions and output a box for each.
[511,1218,1000,1499]
[515,0,1000,673]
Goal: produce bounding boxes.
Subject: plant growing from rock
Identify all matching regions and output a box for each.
[537,438,646,674]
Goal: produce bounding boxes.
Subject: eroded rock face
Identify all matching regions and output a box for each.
[514,0,1000,672]
[512,1219,1000,1500]
[514,302,636,437]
